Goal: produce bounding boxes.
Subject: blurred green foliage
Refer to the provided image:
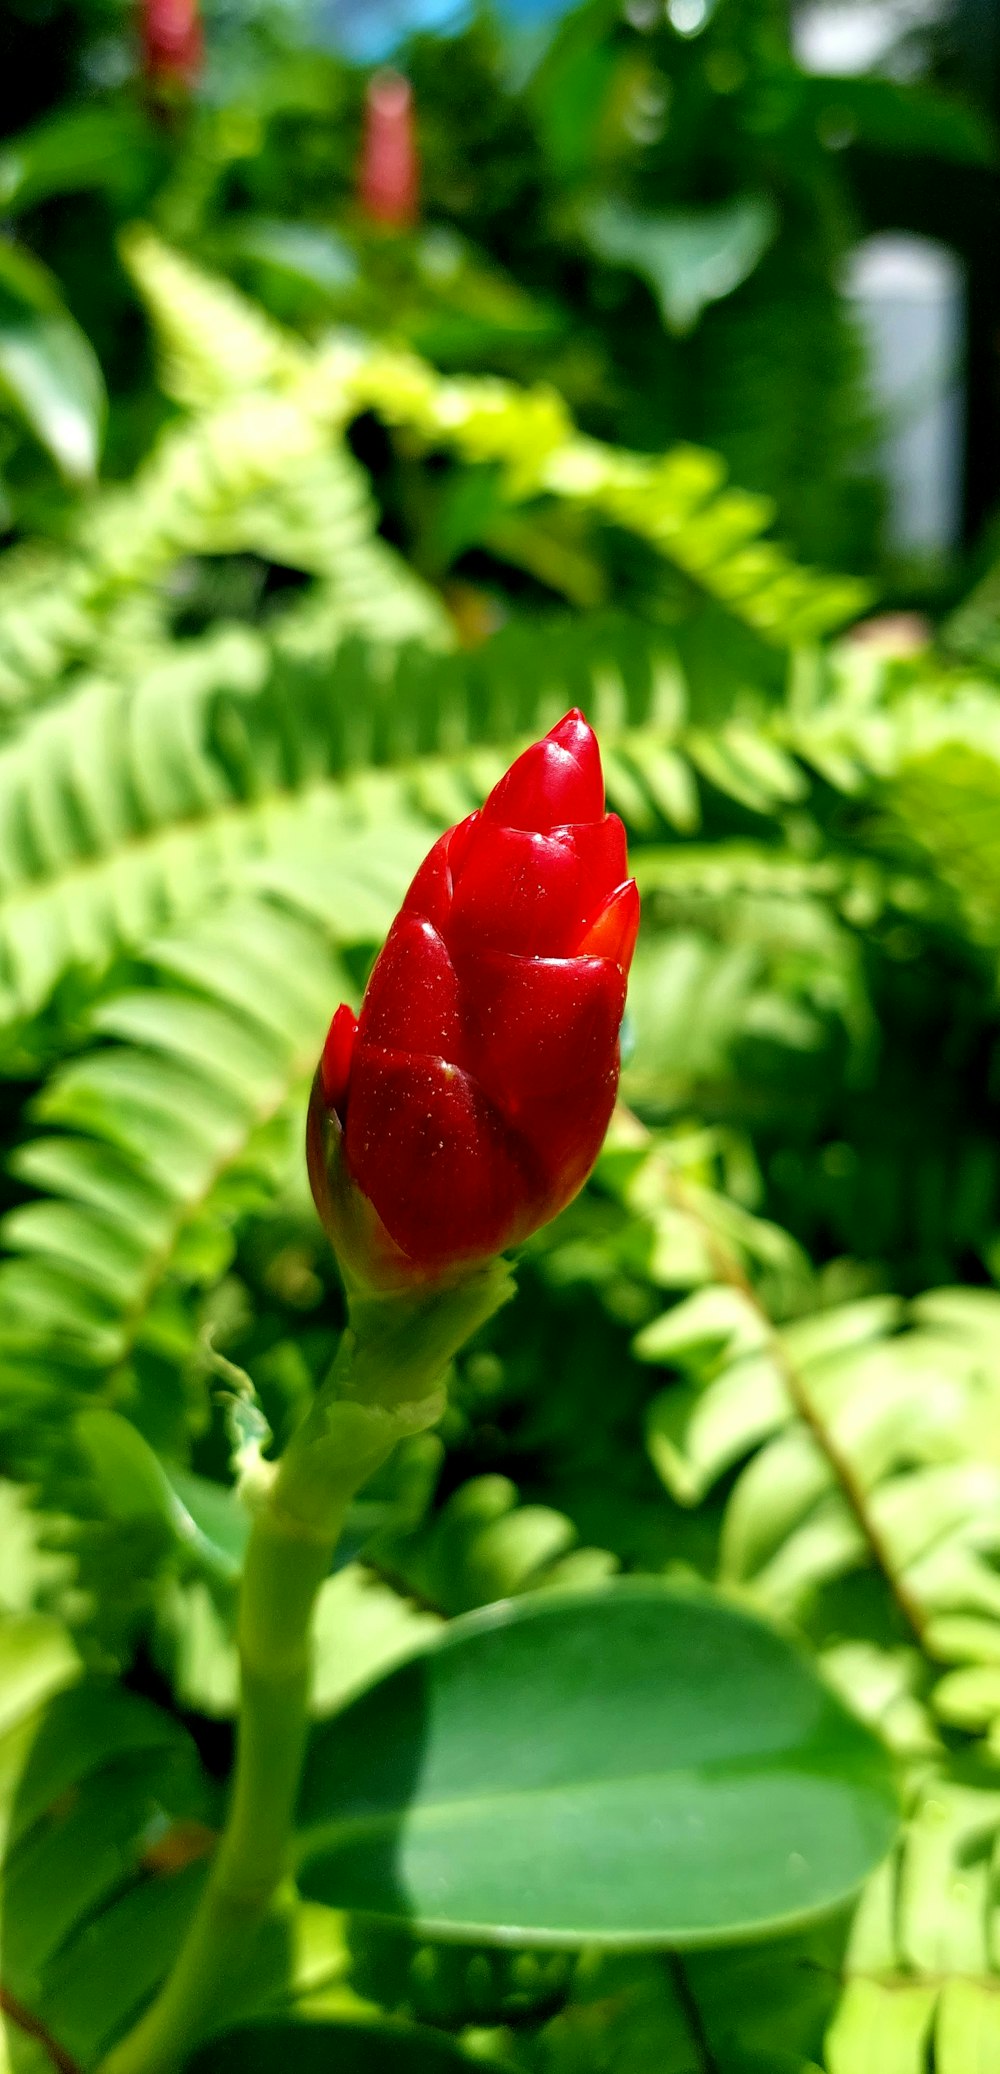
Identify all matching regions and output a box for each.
[0,0,993,560]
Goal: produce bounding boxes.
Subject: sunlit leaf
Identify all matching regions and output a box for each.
[0,243,105,481]
[298,1583,898,1946]
[582,195,778,334]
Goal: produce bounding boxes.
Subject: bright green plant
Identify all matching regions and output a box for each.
[1,0,992,581]
[5,236,1000,2074]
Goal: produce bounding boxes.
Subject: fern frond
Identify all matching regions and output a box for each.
[785,644,1000,945]
[0,893,366,1398]
[126,231,871,649]
[0,629,447,1034]
[0,334,447,715]
[633,1131,1000,1749]
[121,224,307,409]
[827,1773,1000,2071]
[329,340,872,645]
[0,615,830,1037]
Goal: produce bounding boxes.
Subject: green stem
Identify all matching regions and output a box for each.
[99,1504,336,2074]
[98,1260,514,2074]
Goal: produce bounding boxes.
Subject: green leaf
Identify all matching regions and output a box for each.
[935,1978,1000,2073]
[219,217,359,297]
[0,1615,79,1747]
[582,195,778,335]
[0,242,105,481]
[75,1409,247,1583]
[802,74,996,166]
[184,2019,513,2073]
[826,1977,937,2074]
[0,107,161,215]
[297,1582,898,1948]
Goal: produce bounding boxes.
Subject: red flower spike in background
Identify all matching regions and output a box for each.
[357,71,420,231]
[308,711,639,1290]
[141,0,202,91]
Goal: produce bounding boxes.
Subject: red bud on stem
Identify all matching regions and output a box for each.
[309,711,639,1289]
[141,0,202,91]
[357,69,420,231]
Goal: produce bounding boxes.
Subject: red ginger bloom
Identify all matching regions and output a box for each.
[357,71,419,231]
[308,711,639,1290]
[141,0,202,90]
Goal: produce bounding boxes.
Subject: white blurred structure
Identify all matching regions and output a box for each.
[843,234,965,559]
[794,0,950,78]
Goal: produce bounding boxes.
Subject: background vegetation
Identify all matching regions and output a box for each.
[2,1,1000,2069]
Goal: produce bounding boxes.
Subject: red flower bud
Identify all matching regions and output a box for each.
[308,712,639,1290]
[357,70,419,231]
[141,0,202,90]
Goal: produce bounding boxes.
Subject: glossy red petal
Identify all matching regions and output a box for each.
[574,878,640,973]
[481,709,604,834]
[559,814,629,909]
[515,1066,621,1220]
[401,813,478,933]
[462,951,626,1109]
[319,1004,358,1122]
[357,915,464,1061]
[344,1048,533,1267]
[448,823,591,957]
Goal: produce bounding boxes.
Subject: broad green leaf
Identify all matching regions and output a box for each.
[0,107,160,215]
[219,218,359,297]
[1,1677,205,2043]
[0,243,105,481]
[298,1583,898,1947]
[35,1863,207,2067]
[6,1682,189,1854]
[3,1755,199,1999]
[75,1409,247,1582]
[801,73,995,165]
[582,195,778,335]
[184,2019,512,2073]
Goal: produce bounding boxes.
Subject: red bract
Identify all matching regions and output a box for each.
[308,711,639,1289]
[141,0,202,90]
[357,71,419,230]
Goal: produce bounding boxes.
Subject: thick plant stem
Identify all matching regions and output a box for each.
[99,1260,514,2074]
[99,1505,336,2074]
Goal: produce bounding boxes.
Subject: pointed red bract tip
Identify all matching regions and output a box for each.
[320,1004,358,1122]
[576,879,641,970]
[481,709,604,834]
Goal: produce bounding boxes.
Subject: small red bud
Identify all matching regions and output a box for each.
[357,70,419,232]
[141,0,203,91]
[308,712,639,1290]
